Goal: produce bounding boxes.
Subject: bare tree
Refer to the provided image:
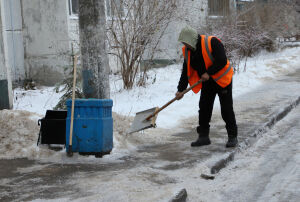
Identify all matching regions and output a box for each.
[237,0,299,40]
[79,0,110,98]
[107,0,178,89]
[201,0,299,72]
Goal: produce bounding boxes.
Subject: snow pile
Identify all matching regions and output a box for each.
[0,110,127,160]
[0,110,57,159]
[0,109,176,160]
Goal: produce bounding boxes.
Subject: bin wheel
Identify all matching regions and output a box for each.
[95,153,103,158]
[79,152,89,156]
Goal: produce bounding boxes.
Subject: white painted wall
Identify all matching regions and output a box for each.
[1,0,25,83]
[68,17,80,52]
[150,0,209,62]
[21,0,71,85]
[0,0,13,109]
[0,7,6,80]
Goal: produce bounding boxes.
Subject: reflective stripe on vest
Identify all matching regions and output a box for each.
[183,46,202,93]
[214,64,232,82]
[201,35,233,88]
[182,35,233,92]
[204,36,215,63]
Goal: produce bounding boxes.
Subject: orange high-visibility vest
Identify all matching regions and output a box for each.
[182,35,234,93]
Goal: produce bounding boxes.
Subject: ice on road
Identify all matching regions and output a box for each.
[197,104,300,202]
[57,105,300,202]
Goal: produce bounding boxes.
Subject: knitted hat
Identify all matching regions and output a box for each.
[178,26,198,49]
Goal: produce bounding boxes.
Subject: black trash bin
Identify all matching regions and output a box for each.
[37,110,67,145]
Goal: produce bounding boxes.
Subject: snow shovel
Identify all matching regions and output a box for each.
[128,79,203,134]
[67,54,78,157]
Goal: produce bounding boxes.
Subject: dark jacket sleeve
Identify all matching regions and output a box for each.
[206,37,227,75]
[177,60,188,92]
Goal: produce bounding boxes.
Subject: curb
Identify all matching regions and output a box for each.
[210,96,300,174]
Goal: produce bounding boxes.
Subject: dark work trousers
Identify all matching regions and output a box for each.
[198,78,237,137]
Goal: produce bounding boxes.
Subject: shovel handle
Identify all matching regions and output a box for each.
[146,79,202,120]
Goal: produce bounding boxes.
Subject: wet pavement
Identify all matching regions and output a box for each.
[1,68,300,201]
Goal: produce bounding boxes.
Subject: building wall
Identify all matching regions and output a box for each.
[2,0,238,84]
[0,0,240,87]
[0,0,13,109]
[151,0,209,62]
[21,0,71,85]
[1,0,25,83]
[69,17,80,52]
[145,0,236,65]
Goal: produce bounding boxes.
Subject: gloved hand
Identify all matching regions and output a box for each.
[175,91,184,100]
[201,72,209,82]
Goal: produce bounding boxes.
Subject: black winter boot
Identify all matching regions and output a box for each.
[226,126,238,148]
[191,127,211,147]
[226,137,238,148]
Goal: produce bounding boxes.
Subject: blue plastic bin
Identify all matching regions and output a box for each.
[66,99,113,155]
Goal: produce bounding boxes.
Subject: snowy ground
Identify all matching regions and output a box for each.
[193,104,300,202]
[0,46,299,201]
[6,46,300,160]
[61,104,300,202]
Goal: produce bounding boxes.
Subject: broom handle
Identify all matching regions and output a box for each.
[69,55,78,147]
[146,79,202,120]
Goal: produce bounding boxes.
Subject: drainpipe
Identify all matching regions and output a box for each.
[0,0,13,109]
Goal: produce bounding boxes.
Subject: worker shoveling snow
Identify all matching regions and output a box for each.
[4,46,300,161]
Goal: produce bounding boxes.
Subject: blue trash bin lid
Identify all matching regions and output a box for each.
[66,99,113,107]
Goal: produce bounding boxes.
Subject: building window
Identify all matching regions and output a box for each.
[69,0,79,16]
[106,0,125,18]
[208,0,230,16]
[68,0,125,18]
[236,0,254,12]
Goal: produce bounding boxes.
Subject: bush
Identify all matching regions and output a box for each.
[54,63,84,110]
[107,0,178,89]
[200,0,299,71]
[203,21,275,71]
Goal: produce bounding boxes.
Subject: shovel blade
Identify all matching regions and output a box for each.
[128,107,158,134]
